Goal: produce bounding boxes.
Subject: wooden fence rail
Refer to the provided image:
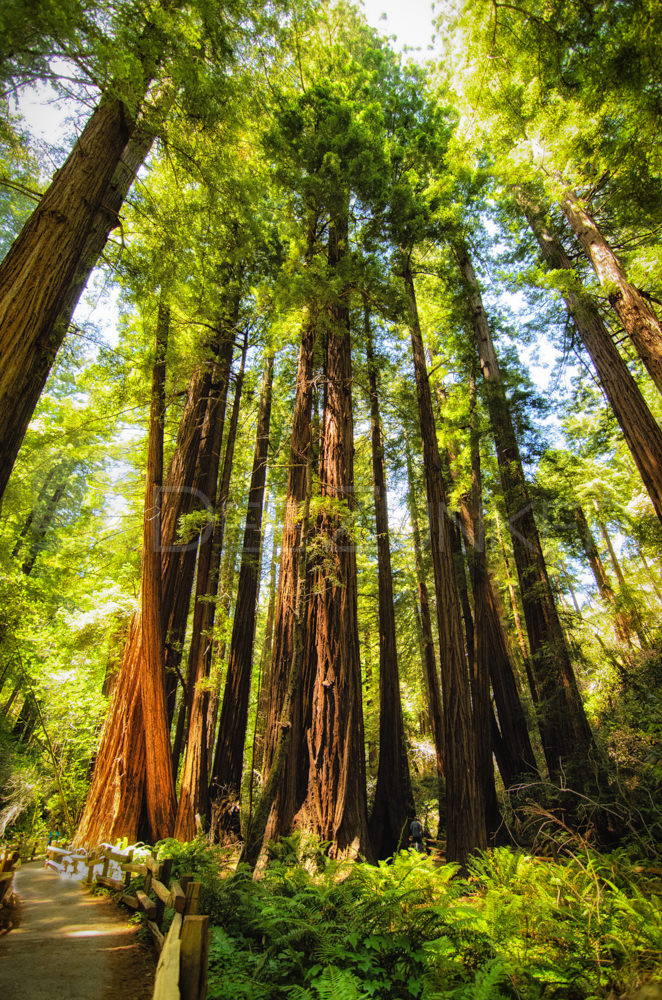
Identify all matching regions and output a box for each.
[43,842,209,1000]
[0,847,20,912]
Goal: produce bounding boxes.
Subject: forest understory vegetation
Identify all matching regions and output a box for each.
[1,0,662,996]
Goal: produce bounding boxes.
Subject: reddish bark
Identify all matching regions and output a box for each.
[240,445,313,871]
[297,209,371,859]
[171,332,247,773]
[456,240,600,793]
[461,379,538,821]
[262,296,317,838]
[364,307,415,858]
[404,257,486,865]
[560,189,662,396]
[520,191,662,525]
[139,299,177,841]
[175,329,235,841]
[404,442,444,780]
[209,355,274,841]
[0,77,159,500]
[75,360,215,846]
[161,363,216,728]
[203,350,247,766]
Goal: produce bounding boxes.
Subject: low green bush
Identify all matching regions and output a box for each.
[152,842,662,1000]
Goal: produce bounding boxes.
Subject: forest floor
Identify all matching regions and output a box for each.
[0,862,155,1000]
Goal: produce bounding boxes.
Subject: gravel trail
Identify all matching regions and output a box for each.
[0,862,155,1000]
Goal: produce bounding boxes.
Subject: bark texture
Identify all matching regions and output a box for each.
[139,299,177,841]
[297,209,371,859]
[0,97,156,499]
[75,361,214,846]
[240,447,313,871]
[405,441,444,780]
[560,189,662,395]
[262,306,317,840]
[209,355,274,841]
[404,257,486,865]
[456,240,599,793]
[174,328,235,841]
[462,377,503,841]
[364,309,415,858]
[461,381,538,812]
[520,191,662,525]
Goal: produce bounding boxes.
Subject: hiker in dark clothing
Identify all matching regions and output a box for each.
[410,818,424,852]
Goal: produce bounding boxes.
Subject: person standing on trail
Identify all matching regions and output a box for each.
[410,818,424,852]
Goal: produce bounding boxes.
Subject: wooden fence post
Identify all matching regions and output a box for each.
[155,858,173,931]
[184,881,200,917]
[180,915,210,1000]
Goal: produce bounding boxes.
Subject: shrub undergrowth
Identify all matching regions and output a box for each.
[153,839,662,1000]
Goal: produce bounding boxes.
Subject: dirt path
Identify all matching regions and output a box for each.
[0,862,155,1000]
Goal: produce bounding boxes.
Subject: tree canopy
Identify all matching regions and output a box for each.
[1,1,662,993]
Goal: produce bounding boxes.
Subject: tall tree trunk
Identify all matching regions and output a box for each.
[75,359,215,846]
[163,365,216,726]
[209,355,274,841]
[167,332,246,754]
[74,617,146,846]
[364,306,415,859]
[262,221,318,842]
[204,337,249,768]
[252,510,280,773]
[240,445,313,871]
[297,206,371,860]
[174,327,236,840]
[520,190,662,524]
[139,298,176,841]
[404,256,486,864]
[494,511,532,680]
[20,477,68,575]
[461,378,538,811]
[572,505,632,645]
[12,466,57,559]
[463,374,504,840]
[0,83,160,499]
[559,189,662,395]
[404,440,444,781]
[455,241,599,794]
[598,519,649,650]
[431,380,475,674]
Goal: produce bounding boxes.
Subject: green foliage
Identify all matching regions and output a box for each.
[141,847,662,1000]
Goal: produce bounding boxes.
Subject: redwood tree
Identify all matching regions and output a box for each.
[0,10,171,500]
[559,189,662,396]
[175,325,236,841]
[297,207,372,859]
[139,297,177,840]
[518,190,662,526]
[455,239,600,794]
[404,439,444,782]
[261,224,318,844]
[75,358,216,846]
[364,306,415,858]
[209,354,274,841]
[404,255,486,864]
